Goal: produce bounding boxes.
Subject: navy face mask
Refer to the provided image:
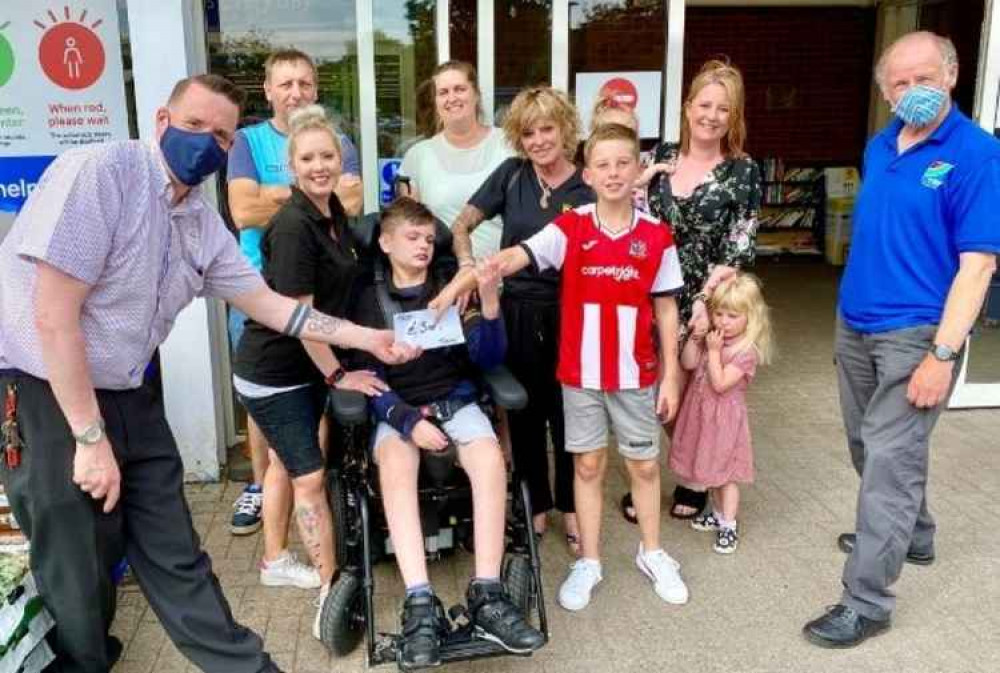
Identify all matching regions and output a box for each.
[159,124,228,186]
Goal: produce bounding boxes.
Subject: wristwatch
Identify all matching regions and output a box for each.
[325,367,347,387]
[929,344,960,362]
[73,419,106,446]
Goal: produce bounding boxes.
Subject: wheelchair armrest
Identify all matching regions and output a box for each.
[327,388,368,425]
[481,366,528,411]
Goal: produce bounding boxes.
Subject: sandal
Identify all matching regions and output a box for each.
[565,533,581,557]
[619,492,638,525]
[669,486,707,520]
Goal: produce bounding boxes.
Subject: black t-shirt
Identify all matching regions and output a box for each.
[234,187,359,386]
[469,157,594,300]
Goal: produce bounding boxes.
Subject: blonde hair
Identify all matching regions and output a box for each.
[709,273,773,365]
[590,96,638,133]
[583,123,639,165]
[680,59,747,158]
[502,86,580,161]
[286,104,341,168]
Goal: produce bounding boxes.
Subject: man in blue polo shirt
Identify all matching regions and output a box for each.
[224,49,362,560]
[804,31,1000,648]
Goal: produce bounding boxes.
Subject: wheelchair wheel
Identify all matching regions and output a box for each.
[320,571,365,655]
[325,468,350,566]
[502,553,534,613]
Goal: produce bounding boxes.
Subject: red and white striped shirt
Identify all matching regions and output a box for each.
[522,204,683,391]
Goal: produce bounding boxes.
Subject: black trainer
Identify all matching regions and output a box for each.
[803,604,890,648]
[399,593,448,670]
[467,580,544,654]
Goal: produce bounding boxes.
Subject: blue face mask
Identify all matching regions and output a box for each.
[893,85,948,128]
[159,124,227,186]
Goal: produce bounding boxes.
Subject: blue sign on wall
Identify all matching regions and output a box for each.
[379,158,402,206]
[0,155,56,213]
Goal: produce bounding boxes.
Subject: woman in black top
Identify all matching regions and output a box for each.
[233,106,385,639]
[449,86,595,554]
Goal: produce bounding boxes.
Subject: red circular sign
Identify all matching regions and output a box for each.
[38,23,105,90]
[599,78,639,110]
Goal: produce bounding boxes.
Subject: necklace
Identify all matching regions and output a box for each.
[595,205,634,235]
[535,170,553,209]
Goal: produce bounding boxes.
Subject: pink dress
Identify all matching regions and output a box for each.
[669,343,758,487]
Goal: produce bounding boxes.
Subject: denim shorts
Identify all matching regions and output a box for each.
[238,383,328,477]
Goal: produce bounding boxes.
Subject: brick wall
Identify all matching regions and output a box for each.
[686,7,877,166]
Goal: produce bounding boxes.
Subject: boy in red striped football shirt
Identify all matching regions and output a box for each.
[433,123,688,612]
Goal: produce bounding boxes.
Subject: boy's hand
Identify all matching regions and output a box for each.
[656,377,680,423]
[706,329,724,352]
[411,419,450,452]
[475,259,502,318]
[429,286,457,320]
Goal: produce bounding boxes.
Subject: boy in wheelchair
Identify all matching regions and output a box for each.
[350,197,544,669]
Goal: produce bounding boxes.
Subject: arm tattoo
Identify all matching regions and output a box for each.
[283,302,310,338]
[304,308,345,338]
[452,204,485,263]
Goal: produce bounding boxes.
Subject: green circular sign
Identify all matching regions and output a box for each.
[0,34,13,88]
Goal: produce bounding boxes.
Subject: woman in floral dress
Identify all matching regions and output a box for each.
[621,60,763,522]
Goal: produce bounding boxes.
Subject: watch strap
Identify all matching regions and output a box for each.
[325,368,347,387]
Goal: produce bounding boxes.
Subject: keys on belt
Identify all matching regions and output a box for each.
[418,398,472,423]
[1,382,22,469]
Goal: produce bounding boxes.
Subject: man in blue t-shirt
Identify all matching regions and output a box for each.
[224,49,363,556]
[804,31,1000,649]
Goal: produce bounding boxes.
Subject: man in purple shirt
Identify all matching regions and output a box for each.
[0,74,409,673]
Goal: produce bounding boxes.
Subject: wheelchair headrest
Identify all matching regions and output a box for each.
[348,212,455,263]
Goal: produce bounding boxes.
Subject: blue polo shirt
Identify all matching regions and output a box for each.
[839,105,1000,333]
[227,120,360,270]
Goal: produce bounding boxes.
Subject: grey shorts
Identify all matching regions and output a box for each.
[372,403,497,462]
[562,385,662,460]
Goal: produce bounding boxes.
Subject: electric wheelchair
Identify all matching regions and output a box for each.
[316,213,549,668]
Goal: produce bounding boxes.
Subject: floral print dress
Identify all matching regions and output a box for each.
[646,142,763,324]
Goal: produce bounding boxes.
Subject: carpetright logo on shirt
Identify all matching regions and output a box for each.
[581,265,640,282]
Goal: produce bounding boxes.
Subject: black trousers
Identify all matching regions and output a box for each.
[501,294,574,515]
[0,372,278,673]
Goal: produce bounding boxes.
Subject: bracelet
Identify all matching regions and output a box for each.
[692,291,709,304]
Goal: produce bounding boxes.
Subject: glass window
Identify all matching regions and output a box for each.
[495,0,552,121]
[204,0,361,142]
[569,1,665,141]
[373,1,438,159]
[450,0,476,64]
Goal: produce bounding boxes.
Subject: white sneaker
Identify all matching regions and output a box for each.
[635,546,689,605]
[313,583,331,640]
[259,551,322,589]
[557,558,602,611]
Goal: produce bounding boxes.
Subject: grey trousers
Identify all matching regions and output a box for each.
[0,371,279,673]
[834,320,957,621]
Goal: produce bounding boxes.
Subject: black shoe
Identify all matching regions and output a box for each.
[467,581,544,654]
[803,604,890,648]
[837,533,935,566]
[399,593,448,670]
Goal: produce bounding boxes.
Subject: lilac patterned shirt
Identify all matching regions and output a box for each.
[0,140,265,390]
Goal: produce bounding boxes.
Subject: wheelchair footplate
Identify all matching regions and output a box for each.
[372,603,530,669]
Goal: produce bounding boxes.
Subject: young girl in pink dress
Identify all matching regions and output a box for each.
[669,273,773,554]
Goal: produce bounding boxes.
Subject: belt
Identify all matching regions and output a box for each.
[418,390,479,423]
